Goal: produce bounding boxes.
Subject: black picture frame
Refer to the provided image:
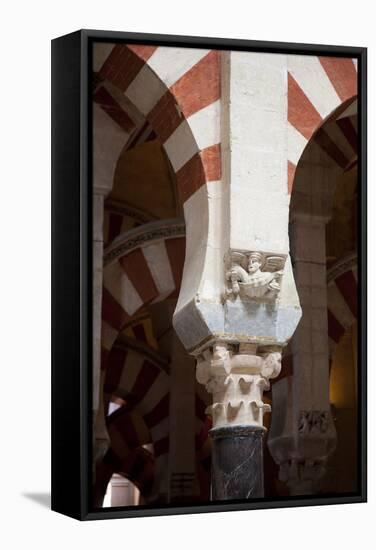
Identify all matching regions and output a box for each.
[51,29,367,520]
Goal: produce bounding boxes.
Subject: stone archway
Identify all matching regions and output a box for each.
[101,339,170,503]
[92,44,222,475]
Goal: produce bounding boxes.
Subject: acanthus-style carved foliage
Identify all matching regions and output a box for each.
[298,410,329,435]
[196,343,282,429]
[224,250,286,301]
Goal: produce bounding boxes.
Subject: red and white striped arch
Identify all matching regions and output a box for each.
[93,98,131,196]
[105,338,214,500]
[103,200,156,247]
[103,446,155,499]
[104,208,142,247]
[116,447,155,499]
[106,405,151,460]
[101,220,186,365]
[104,341,170,498]
[104,344,170,459]
[102,218,215,498]
[94,43,221,203]
[287,56,357,192]
[327,253,358,357]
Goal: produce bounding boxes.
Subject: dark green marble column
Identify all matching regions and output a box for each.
[210,425,265,500]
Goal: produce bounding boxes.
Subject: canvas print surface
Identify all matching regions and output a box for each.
[91,42,359,509]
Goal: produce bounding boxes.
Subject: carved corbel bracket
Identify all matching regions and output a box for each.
[298,410,330,435]
[224,250,287,302]
[268,408,337,495]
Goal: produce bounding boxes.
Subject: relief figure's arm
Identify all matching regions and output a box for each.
[225,265,249,297]
[228,265,249,283]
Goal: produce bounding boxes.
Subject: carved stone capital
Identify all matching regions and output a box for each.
[196,342,282,429]
[224,250,287,302]
[268,406,337,495]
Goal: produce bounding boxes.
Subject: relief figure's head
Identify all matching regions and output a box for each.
[248,252,264,274]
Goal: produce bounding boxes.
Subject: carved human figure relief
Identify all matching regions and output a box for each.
[225,251,286,300]
[196,343,282,428]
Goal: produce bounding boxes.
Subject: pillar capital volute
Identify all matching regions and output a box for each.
[196,341,282,430]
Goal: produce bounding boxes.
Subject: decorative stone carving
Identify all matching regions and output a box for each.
[279,459,327,496]
[298,410,329,435]
[196,342,282,429]
[268,402,337,496]
[104,219,185,265]
[225,251,286,301]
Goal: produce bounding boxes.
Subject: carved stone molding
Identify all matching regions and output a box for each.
[104,218,185,265]
[105,198,157,225]
[224,250,286,301]
[196,342,282,429]
[115,334,170,375]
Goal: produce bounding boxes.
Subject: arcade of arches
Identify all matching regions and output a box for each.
[91,43,359,507]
